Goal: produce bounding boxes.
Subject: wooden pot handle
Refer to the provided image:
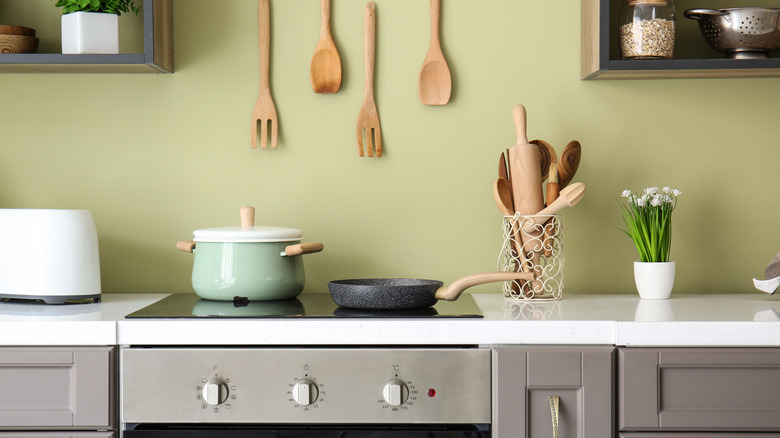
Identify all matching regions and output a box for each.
[176,240,196,253]
[434,271,536,301]
[283,242,324,256]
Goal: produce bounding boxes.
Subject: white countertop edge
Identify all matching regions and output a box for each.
[0,321,116,345]
[617,321,780,347]
[117,320,616,345]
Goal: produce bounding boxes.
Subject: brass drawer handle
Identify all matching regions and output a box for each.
[548,395,560,438]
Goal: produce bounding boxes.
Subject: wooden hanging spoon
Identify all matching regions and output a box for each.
[310,0,342,93]
[418,0,451,105]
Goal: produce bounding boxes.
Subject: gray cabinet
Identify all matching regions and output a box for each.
[0,347,115,431]
[619,348,780,432]
[491,346,614,438]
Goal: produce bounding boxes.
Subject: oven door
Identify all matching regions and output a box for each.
[124,424,490,437]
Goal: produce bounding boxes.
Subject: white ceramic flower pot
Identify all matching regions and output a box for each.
[61,12,119,54]
[634,261,675,300]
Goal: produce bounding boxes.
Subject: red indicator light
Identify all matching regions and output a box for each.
[427,388,436,397]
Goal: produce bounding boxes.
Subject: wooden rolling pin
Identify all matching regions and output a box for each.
[507,104,544,295]
[508,104,544,217]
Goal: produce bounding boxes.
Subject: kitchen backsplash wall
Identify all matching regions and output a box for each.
[1,0,777,295]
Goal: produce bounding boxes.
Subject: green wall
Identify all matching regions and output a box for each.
[1,0,778,295]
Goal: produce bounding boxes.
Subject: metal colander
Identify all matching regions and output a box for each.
[684,8,780,58]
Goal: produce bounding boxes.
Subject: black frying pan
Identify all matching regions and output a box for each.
[328,272,535,310]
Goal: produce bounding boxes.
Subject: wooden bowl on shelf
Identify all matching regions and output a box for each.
[0,34,39,54]
[0,25,36,37]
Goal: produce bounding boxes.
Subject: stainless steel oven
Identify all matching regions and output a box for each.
[120,347,491,437]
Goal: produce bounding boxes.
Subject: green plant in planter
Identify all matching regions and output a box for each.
[53,0,141,16]
[618,186,682,263]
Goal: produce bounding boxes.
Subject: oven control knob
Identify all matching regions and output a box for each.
[292,379,319,406]
[202,379,229,406]
[382,379,409,406]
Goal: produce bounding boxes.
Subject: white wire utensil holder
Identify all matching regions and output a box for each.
[499,214,564,300]
[501,299,563,320]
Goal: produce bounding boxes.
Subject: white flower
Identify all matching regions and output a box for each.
[662,194,673,204]
[636,195,647,207]
[671,189,682,196]
[662,186,671,194]
[650,195,662,207]
[621,190,632,198]
[645,187,659,195]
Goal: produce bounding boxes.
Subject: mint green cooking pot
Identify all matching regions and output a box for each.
[177,223,323,302]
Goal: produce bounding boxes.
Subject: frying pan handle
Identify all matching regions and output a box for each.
[434,272,536,301]
[683,8,725,19]
[177,240,196,253]
[283,242,324,257]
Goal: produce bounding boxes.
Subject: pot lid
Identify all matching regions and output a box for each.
[192,226,303,243]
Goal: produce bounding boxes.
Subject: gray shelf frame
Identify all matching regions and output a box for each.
[582,0,780,79]
[0,0,172,73]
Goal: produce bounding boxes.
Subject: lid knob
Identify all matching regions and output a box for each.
[240,206,255,229]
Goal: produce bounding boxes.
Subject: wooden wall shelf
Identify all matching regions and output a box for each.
[0,0,172,74]
[582,0,780,79]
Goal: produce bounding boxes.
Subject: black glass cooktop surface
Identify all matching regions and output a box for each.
[125,293,483,319]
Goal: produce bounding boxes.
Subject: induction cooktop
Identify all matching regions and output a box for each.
[125,293,483,319]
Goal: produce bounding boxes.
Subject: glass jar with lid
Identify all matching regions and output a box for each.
[619,0,676,59]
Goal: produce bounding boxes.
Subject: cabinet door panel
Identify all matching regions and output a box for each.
[0,347,114,430]
[620,348,780,431]
[492,346,614,438]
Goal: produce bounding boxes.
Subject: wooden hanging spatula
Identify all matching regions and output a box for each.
[310,0,342,93]
[418,0,451,105]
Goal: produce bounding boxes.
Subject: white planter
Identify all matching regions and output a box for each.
[634,261,675,300]
[61,12,119,54]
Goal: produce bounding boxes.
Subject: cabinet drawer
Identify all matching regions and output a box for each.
[0,347,115,430]
[619,348,780,431]
[492,346,614,438]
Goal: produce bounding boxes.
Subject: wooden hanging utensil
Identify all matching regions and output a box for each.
[310,0,342,93]
[356,2,382,157]
[418,0,452,105]
[251,0,279,148]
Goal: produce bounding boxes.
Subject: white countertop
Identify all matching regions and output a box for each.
[2,293,780,347]
[0,293,166,345]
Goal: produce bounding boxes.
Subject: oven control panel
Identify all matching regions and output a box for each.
[121,348,490,424]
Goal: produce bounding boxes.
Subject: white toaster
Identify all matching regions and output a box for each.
[0,209,101,304]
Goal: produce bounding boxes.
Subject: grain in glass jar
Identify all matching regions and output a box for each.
[620,0,676,59]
